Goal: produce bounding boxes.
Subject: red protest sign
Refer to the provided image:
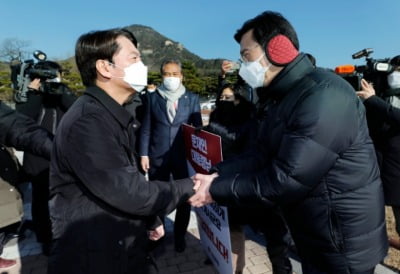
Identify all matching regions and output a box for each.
[182,124,223,174]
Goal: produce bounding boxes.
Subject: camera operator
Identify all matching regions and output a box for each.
[356,55,400,250]
[15,60,76,255]
[0,100,52,269]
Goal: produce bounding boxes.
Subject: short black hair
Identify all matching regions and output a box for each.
[75,28,138,87]
[390,55,400,67]
[147,79,156,85]
[218,82,252,103]
[234,11,299,52]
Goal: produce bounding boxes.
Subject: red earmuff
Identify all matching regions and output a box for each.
[266,34,299,66]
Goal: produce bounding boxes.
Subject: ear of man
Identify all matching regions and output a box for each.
[265,34,299,66]
[96,59,113,79]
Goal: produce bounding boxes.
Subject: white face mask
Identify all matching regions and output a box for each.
[111,61,148,92]
[239,53,271,89]
[388,71,400,89]
[163,77,181,91]
[47,77,61,83]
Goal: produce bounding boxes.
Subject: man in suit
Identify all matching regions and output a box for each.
[139,59,202,252]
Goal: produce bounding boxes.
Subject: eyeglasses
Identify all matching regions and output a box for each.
[240,44,260,62]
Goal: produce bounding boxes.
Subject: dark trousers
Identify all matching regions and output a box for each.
[260,210,293,274]
[149,166,190,245]
[0,231,4,255]
[49,237,159,274]
[173,202,191,243]
[230,207,293,274]
[31,169,52,244]
[301,259,375,274]
[393,206,400,236]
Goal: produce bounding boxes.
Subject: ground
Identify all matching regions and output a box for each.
[384,206,400,272]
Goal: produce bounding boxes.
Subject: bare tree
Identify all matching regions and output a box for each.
[0,38,31,62]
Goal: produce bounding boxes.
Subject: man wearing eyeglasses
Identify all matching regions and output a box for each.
[190,11,388,274]
[47,29,195,274]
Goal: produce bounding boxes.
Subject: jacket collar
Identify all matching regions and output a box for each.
[84,86,133,128]
[257,53,314,101]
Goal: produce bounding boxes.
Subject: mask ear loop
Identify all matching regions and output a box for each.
[266,34,299,66]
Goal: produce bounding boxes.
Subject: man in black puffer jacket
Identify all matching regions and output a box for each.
[190,11,388,274]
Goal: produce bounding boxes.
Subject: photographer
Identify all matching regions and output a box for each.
[356,55,400,250]
[15,60,76,255]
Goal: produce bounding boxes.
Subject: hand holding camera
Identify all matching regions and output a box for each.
[356,79,376,100]
[28,78,41,91]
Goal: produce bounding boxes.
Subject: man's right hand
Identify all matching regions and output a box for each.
[189,173,218,207]
[140,156,150,172]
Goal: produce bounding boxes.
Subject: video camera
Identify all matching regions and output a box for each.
[10,50,61,102]
[335,48,393,95]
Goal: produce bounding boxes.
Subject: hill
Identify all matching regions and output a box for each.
[0,25,226,100]
[1,25,223,76]
[124,24,221,75]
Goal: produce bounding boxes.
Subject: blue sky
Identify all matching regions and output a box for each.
[1,0,399,69]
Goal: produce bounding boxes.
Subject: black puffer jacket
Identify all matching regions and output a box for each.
[210,54,388,273]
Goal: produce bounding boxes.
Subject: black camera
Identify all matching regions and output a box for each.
[10,50,60,102]
[335,48,393,95]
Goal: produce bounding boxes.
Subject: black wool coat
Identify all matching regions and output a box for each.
[48,86,194,274]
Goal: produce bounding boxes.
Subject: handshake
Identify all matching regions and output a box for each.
[188,172,219,207]
[147,172,219,242]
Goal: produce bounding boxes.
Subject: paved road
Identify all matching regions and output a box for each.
[2,201,397,274]
[1,152,397,274]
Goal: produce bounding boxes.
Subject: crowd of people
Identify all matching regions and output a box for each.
[0,9,399,274]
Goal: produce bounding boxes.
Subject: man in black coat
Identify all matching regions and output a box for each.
[356,56,400,249]
[15,62,76,254]
[0,100,52,269]
[190,11,388,274]
[47,28,194,274]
